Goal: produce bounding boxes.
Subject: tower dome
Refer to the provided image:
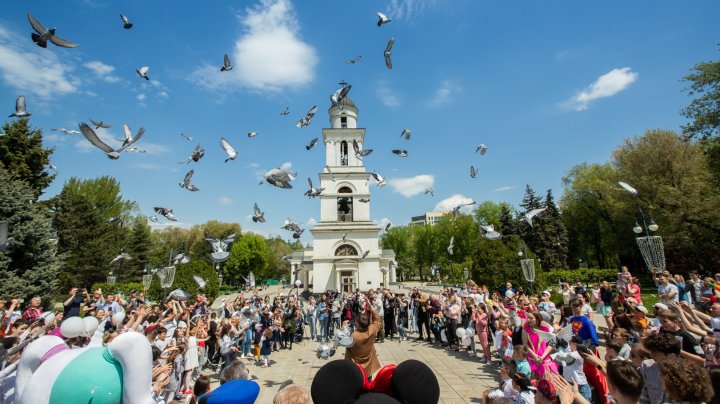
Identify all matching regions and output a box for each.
[329,96,358,129]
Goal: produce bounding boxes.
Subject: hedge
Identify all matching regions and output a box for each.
[90,282,146,298]
[543,269,618,285]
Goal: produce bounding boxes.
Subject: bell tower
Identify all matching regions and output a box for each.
[289,93,395,294]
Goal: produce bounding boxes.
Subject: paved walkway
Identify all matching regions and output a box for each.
[203,331,497,403]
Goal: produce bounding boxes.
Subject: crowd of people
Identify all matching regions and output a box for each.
[3,265,720,403]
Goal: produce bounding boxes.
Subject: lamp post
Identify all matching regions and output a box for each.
[142,267,153,292]
[295,279,301,299]
[633,207,665,275]
[107,271,117,284]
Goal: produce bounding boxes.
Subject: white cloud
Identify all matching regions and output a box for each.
[566,67,638,111]
[0,25,78,98]
[83,61,120,83]
[130,162,178,171]
[492,186,514,193]
[428,80,460,108]
[434,194,475,213]
[376,84,400,108]
[387,174,434,197]
[386,0,443,22]
[246,162,261,168]
[218,196,232,206]
[136,93,146,101]
[189,0,318,93]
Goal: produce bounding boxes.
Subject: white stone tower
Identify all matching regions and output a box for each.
[290,95,395,294]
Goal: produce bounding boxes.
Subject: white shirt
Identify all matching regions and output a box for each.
[658,283,679,304]
[516,390,535,404]
[711,317,720,337]
[562,351,588,385]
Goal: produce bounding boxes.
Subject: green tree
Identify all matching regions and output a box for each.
[53,187,116,289]
[498,203,520,236]
[681,47,720,140]
[225,233,270,285]
[381,226,416,281]
[265,236,293,280]
[145,259,219,301]
[63,176,136,221]
[0,167,61,306]
[124,217,153,282]
[0,119,55,197]
[532,190,569,269]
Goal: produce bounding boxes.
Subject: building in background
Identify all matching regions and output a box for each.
[410,211,447,226]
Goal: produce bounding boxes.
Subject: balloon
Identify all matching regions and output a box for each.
[465,327,476,337]
[505,290,515,298]
[456,327,467,339]
[440,330,447,343]
[82,316,99,337]
[112,312,126,326]
[60,317,85,338]
[461,335,472,347]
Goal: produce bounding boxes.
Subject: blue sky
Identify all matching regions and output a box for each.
[1,0,718,242]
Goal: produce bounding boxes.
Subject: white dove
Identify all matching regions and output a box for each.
[476,144,488,155]
[618,181,638,197]
[179,169,199,192]
[221,54,232,72]
[136,66,150,80]
[9,95,31,118]
[220,137,237,162]
[525,207,548,228]
[120,123,145,149]
[447,236,455,255]
[376,12,391,26]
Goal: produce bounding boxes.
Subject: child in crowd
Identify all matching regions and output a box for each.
[512,374,536,404]
[616,266,632,296]
[512,345,531,378]
[484,361,519,404]
[260,327,273,368]
[562,336,592,403]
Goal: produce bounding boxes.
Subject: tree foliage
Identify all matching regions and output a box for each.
[225,233,271,285]
[0,167,61,306]
[681,47,720,140]
[0,119,55,198]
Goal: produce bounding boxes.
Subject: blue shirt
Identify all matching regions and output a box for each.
[569,315,599,347]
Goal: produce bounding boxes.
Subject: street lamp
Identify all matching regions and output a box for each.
[107,271,116,284]
[633,207,665,275]
[295,279,301,298]
[516,240,535,293]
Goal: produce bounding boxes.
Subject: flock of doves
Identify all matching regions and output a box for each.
[4,10,533,254]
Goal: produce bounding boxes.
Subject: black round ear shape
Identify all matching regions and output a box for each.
[391,360,440,404]
[354,392,402,403]
[311,360,364,404]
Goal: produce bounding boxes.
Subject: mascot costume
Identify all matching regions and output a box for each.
[13,316,154,404]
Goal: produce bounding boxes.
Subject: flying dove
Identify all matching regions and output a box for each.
[470,165,477,178]
[193,275,207,290]
[451,201,476,218]
[280,107,290,116]
[371,172,386,187]
[154,207,178,221]
[425,187,434,196]
[247,131,257,138]
[179,169,199,191]
[304,178,324,198]
[90,119,111,129]
[219,137,237,162]
[479,224,502,240]
[376,12,391,26]
[120,14,132,29]
[391,149,408,157]
[120,123,145,149]
[362,250,370,259]
[618,181,638,197]
[149,215,159,223]
[358,198,370,203]
[346,55,362,64]
[447,236,455,255]
[180,133,193,141]
[296,105,317,128]
[173,253,190,265]
[9,96,31,118]
[136,66,150,80]
[252,203,265,223]
[221,54,232,72]
[27,11,78,48]
[330,84,352,110]
[384,221,392,231]
[353,139,373,158]
[384,37,394,69]
[78,122,124,159]
[179,144,204,164]
[110,251,132,265]
[525,207,548,228]
[306,137,319,150]
[476,144,488,155]
[264,167,296,189]
[401,129,411,140]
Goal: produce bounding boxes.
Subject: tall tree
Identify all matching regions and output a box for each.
[0,119,55,197]
[519,184,543,256]
[498,203,520,236]
[381,226,416,281]
[531,190,569,269]
[0,167,61,306]
[124,217,153,282]
[681,47,720,140]
[265,236,293,280]
[62,176,136,221]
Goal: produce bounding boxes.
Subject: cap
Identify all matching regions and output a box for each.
[654,303,668,310]
[541,290,551,297]
[634,305,649,315]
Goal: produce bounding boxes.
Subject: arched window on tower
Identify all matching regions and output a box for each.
[337,186,353,222]
[340,141,348,166]
[335,244,358,256]
[341,115,348,128]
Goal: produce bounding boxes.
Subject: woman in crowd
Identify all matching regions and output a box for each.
[306,296,318,342]
[472,302,492,363]
[522,312,558,378]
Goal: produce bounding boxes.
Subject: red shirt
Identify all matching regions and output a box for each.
[22,307,43,322]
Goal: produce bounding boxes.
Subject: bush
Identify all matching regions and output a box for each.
[543,268,618,285]
[91,282,145,298]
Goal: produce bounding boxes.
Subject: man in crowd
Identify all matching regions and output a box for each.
[63,287,88,318]
[606,360,643,404]
[21,297,42,323]
[656,308,704,365]
[641,332,681,404]
[345,304,382,379]
[657,274,679,306]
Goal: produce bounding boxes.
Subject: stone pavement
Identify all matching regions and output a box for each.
[203,330,498,403]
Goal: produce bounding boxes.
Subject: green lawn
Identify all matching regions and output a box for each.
[640,292,659,308]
